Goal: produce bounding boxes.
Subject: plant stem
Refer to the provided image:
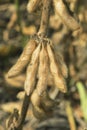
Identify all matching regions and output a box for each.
[7,94,30,130]
[15,0,23,34]
[38,0,52,37]
[16,94,30,130]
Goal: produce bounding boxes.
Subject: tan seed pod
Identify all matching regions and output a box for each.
[5,73,25,88]
[24,44,41,96]
[41,91,57,111]
[17,91,25,100]
[47,71,54,87]
[31,89,46,119]
[47,54,55,87]
[54,48,68,78]
[32,105,47,119]
[49,86,59,99]
[53,0,80,31]
[27,0,41,13]
[37,54,54,87]
[37,44,49,95]
[47,43,67,93]
[7,40,37,78]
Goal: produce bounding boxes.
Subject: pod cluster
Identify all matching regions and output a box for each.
[7,34,68,119]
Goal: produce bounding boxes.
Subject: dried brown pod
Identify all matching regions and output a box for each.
[5,73,25,88]
[37,43,49,95]
[1,102,21,113]
[41,91,57,111]
[49,86,59,99]
[36,55,54,88]
[31,89,46,119]
[17,91,25,100]
[47,70,54,87]
[53,0,80,31]
[24,44,41,96]
[47,43,67,93]
[27,0,41,13]
[54,48,68,78]
[7,39,37,78]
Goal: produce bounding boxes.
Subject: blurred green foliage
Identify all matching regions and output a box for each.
[76,82,87,121]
